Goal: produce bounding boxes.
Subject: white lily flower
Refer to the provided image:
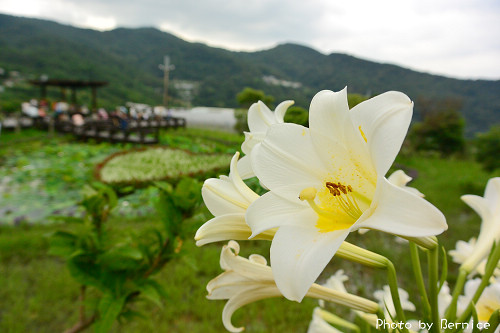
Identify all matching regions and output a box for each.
[208,241,380,332]
[238,100,294,178]
[195,152,274,246]
[246,88,447,301]
[387,169,424,198]
[307,308,345,333]
[460,177,500,273]
[450,238,500,278]
[374,285,416,320]
[438,282,453,318]
[457,278,500,332]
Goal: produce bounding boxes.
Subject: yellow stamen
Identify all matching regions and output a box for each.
[325,182,363,220]
[359,125,367,143]
[299,187,336,219]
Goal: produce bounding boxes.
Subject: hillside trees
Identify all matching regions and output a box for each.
[474,125,500,172]
[408,97,466,156]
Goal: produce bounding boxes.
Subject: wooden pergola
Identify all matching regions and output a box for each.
[29,79,108,111]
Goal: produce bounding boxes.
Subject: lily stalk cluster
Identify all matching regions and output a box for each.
[194,87,500,332]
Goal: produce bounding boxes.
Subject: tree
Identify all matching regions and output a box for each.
[475,125,500,171]
[408,97,465,156]
[236,87,274,109]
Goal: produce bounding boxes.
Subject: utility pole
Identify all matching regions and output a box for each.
[159,56,175,109]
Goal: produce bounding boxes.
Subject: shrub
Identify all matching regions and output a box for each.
[474,125,500,172]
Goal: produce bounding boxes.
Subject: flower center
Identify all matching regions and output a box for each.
[325,182,363,220]
[299,182,364,233]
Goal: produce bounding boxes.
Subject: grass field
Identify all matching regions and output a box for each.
[0,128,497,332]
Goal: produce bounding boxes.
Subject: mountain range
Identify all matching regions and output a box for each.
[0,13,498,135]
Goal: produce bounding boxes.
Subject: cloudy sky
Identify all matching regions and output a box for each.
[1,0,499,80]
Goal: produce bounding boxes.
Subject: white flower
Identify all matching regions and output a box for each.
[307,308,345,333]
[460,177,500,273]
[246,88,447,301]
[195,152,273,246]
[457,278,500,332]
[238,100,294,179]
[438,282,453,318]
[208,241,380,332]
[387,169,424,198]
[450,238,500,278]
[359,169,423,234]
[374,285,416,320]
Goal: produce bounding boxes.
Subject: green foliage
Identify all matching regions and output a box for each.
[474,125,500,172]
[97,148,231,186]
[408,97,466,156]
[48,179,202,332]
[283,105,309,126]
[236,87,274,109]
[347,93,368,108]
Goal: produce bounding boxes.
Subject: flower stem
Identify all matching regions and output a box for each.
[386,260,409,333]
[444,268,467,322]
[409,242,431,318]
[337,241,388,268]
[427,246,441,333]
[317,308,360,333]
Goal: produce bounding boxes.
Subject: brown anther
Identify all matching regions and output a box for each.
[347,185,353,192]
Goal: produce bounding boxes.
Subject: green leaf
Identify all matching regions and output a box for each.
[155,191,183,237]
[98,245,144,271]
[67,255,103,289]
[138,282,163,308]
[153,181,173,194]
[119,309,147,322]
[93,293,126,333]
[48,231,78,258]
[483,309,499,333]
[470,301,480,333]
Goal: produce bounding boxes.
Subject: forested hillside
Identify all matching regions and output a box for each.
[0,13,498,134]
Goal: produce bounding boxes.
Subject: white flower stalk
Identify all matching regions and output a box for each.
[307,307,346,333]
[238,100,294,178]
[460,177,500,273]
[208,241,379,332]
[195,152,275,246]
[246,88,447,301]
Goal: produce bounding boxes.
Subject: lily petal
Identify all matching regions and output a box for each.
[220,286,283,333]
[308,88,349,141]
[274,100,294,123]
[246,191,315,237]
[236,155,254,180]
[350,91,413,176]
[271,225,350,301]
[202,178,250,216]
[247,101,274,133]
[355,177,447,236]
[195,214,250,246]
[251,123,328,199]
[461,194,493,231]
